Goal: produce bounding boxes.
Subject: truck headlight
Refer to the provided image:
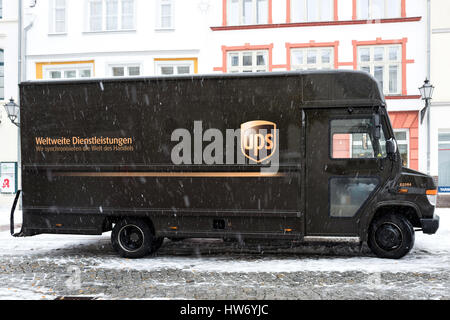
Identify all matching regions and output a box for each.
[426,189,438,206]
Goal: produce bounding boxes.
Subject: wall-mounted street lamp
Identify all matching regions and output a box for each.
[3,98,20,127]
[419,78,434,176]
[419,79,434,124]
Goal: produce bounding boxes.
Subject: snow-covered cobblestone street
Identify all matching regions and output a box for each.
[0,203,449,300]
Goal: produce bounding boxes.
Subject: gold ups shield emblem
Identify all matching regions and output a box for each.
[241,120,277,163]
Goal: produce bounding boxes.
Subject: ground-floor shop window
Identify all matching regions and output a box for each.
[228,50,268,73]
[43,63,93,79]
[438,131,450,193]
[290,47,334,71]
[109,64,141,77]
[155,58,197,76]
[394,129,409,167]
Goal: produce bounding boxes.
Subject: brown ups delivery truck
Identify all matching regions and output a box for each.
[11,70,439,259]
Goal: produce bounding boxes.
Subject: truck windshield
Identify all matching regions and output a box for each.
[331,118,387,159]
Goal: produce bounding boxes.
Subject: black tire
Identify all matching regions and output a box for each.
[368,214,415,259]
[151,237,165,253]
[111,218,154,258]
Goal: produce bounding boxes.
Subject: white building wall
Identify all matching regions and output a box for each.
[24,1,428,79]
[430,0,450,189]
[0,0,19,165]
[25,0,211,79]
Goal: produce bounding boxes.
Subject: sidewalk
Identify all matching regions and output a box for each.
[0,194,18,228]
[0,194,15,207]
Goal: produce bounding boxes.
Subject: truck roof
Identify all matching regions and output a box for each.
[20,70,385,107]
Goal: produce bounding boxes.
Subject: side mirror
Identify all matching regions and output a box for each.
[386,138,397,155]
[372,114,381,140]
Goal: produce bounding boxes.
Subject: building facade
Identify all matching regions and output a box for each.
[2,0,448,193]
[207,0,427,174]
[0,0,19,194]
[431,0,450,194]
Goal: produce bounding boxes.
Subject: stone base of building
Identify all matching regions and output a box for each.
[437,195,450,208]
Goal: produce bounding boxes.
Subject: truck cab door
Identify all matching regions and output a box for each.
[305,107,391,237]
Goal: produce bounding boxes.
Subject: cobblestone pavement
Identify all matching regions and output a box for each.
[0,237,449,300]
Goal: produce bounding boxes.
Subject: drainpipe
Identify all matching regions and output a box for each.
[17,0,22,196]
[16,1,35,196]
[426,0,431,176]
[23,19,34,82]
[18,0,22,99]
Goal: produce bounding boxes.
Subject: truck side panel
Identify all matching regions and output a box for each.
[20,76,305,237]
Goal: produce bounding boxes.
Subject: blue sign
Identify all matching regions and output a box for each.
[438,186,450,193]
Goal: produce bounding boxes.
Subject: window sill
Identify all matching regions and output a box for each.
[48,32,68,36]
[385,95,422,100]
[155,28,176,32]
[110,75,142,78]
[0,18,19,23]
[82,29,137,35]
[211,17,422,31]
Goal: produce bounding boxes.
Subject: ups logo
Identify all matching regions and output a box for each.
[241,120,277,163]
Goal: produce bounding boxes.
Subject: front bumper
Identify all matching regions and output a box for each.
[420,214,440,234]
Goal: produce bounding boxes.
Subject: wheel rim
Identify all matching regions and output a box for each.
[375,222,403,251]
[118,225,145,253]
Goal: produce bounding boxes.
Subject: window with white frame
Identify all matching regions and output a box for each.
[155,60,194,76]
[228,51,268,73]
[50,0,67,33]
[109,64,141,77]
[358,45,401,95]
[357,0,401,20]
[156,0,174,29]
[291,0,333,22]
[43,63,94,80]
[438,131,450,192]
[291,47,334,70]
[394,129,409,167]
[0,49,4,100]
[229,0,269,25]
[88,0,135,32]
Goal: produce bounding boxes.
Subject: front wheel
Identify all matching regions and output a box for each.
[111,218,154,258]
[368,214,415,259]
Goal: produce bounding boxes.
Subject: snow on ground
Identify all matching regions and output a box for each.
[92,210,450,273]
[0,196,22,229]
[0,199,449,274]
[0,288,53,300]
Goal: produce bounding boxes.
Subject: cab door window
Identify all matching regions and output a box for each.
[329,177,378,217]
[329,117,386,218]
[331,118,387,159]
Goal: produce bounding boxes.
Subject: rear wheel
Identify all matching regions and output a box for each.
[368,214,415,259]
[111,218,154,258]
